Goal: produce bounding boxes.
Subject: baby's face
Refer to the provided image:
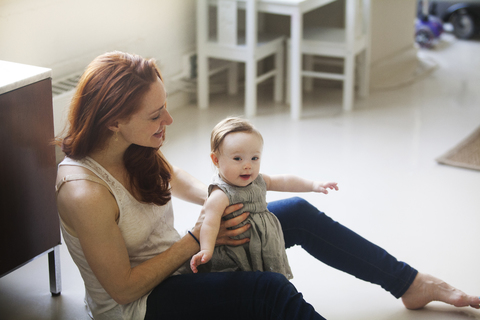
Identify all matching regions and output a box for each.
[214,132,263,187]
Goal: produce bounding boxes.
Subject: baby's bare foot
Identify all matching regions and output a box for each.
[401,272,480,310]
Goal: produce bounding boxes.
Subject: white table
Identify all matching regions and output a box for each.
[253,0,337,119]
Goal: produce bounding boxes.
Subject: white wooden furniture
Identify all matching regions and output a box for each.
[199,0,339,119]
[197,0,285,117]
[287,0,371,112]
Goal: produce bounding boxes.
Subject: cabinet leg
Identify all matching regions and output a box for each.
[48,245,62,296]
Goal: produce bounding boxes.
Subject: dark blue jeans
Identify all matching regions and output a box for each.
[268,197,417,299]
[144,197,417,319]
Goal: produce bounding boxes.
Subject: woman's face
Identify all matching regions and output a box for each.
[212,132,263,187]
[117,77,173,149]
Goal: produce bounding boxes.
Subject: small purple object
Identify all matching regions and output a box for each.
[415,15,444,48]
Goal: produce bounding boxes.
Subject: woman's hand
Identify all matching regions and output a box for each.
[216,203,251,246]
[191,202,250,247]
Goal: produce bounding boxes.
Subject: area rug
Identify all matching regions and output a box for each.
[436,126,480,171]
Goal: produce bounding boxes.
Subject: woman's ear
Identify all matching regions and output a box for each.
[107,121,120,132]
[210,152,220,167]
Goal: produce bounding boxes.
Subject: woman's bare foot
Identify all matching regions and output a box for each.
[401,272,480,310]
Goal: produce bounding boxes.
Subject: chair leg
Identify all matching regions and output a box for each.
[343,54,355,111]
[285,43,291,104]
[274,45,284,103]
[228,62,238,95]
[357,50,369,98]
[304,55,314,92]
[245,60,257,117]
[197,54,209,109]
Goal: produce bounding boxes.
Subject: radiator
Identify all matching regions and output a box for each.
[52,73,81,137]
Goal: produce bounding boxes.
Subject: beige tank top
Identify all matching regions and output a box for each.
[57,156,182,320]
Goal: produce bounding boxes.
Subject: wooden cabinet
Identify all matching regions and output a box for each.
[0,61,61,295]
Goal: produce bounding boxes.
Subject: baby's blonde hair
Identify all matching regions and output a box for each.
[211,117,263,154]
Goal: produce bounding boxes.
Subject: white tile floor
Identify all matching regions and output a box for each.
[1,33,479,319]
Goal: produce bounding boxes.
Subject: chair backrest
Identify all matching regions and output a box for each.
[217,0,238,45]
[213,0,258,48]
[345,0,370,49]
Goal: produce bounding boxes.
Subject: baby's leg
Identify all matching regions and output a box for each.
[401,272,480,309]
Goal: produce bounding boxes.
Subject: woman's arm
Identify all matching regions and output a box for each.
[262,173,338,194]
[57,180,200,305]
[170,166,208,205]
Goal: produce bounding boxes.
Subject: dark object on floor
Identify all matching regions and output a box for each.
[419,1,480,39]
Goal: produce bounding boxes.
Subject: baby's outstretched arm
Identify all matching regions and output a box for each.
[190,188,230,273]
[263,174,338,194]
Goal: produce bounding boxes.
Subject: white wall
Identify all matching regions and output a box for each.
[369,0,418,88]
[370,0,416,64]
[0,0,196,84]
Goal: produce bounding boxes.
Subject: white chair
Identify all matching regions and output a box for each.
[287,0,371,112]
[196,0,285,117]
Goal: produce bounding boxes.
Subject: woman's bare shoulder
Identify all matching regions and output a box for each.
[56,163,96,183]
[56,164,119,236]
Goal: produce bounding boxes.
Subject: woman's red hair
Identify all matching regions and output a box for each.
[55,51,172,205]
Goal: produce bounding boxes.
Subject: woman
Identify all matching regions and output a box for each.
[55,51,479,320]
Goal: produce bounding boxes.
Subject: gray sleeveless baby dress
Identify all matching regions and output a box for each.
[206,173,293,280]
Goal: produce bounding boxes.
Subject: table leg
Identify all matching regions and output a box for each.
[197,0,209,109]
[290,10,303,120]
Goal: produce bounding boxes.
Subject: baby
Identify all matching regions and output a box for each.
[190,117,338,278]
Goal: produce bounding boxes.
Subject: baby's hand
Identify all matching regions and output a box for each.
[313,181,339,194]
[190,250,213,273]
